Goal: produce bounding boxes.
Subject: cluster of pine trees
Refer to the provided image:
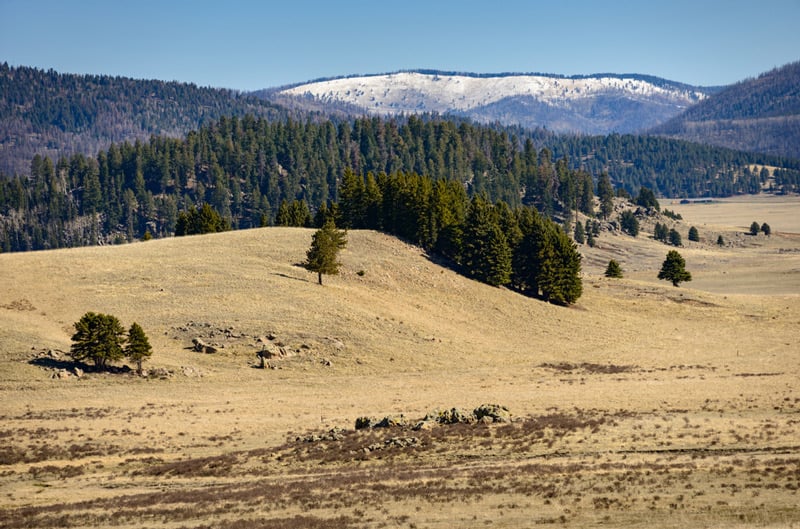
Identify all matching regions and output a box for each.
[332,170,582,304]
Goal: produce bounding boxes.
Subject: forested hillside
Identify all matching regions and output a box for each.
[651,61,800,158]
[0,64,292,176]
[3,114,799,253]
[542,132,800,197]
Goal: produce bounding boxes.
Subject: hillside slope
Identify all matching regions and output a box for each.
[2,222,798,384]
[274,71,711,134]
[651,61,800,158]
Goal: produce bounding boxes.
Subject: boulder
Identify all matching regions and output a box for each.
[436,407,474,425]
[375,415,407,428]
[355,416,374,430]
[473,403,512,423]
[192,338,218,354]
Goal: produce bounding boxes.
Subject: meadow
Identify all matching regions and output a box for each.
[1,195,799,528]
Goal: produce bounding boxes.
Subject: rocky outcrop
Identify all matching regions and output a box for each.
[356,404,512,432]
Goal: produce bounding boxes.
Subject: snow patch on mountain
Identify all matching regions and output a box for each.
[281,72,707,117]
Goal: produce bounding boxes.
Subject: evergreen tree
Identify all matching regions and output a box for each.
[750,221,761,236]
[635,186,660,211]
[717,234,725,246]
[620,210,639,237]
[338,167,366,228]
[761,222,771,236]
[303,220,347,285]
[574,221,585,244]
[669,228,682,246]
[658,250,692,287]
[537,225,583,305]
[276,199,311,227]
[175,203,229,236]
[688,226,699,242]
[70,312,126,369]
[654,222,669,243]
[125,322,152,375]
[586,230,596,248]
[597,172,615,220]
[605,259,623,278]
[461,196,512,287]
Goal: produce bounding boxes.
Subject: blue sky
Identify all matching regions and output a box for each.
[2,0,798,90]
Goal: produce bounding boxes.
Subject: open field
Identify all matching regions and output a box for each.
[1,195,799,528]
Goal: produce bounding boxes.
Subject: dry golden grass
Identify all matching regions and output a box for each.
[1,195,799,528]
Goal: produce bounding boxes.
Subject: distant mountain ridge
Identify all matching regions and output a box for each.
[272,70,714,135]
[0,64,293,175]
[650,61,800,159]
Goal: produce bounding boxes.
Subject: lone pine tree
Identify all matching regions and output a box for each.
[658,250,692,287]
[304,220,347,285]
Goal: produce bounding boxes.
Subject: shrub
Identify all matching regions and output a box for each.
[604,260,623,278]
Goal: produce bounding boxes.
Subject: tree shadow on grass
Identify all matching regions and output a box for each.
[29,356,83,371]
[28,355,132,374]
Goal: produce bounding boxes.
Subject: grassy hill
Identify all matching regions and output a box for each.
[1,198,799,528]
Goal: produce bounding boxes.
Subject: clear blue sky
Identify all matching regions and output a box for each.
[2,0,798,90]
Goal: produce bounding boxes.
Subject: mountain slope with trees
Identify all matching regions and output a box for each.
[651,61,800,158]
[0,63,293,176]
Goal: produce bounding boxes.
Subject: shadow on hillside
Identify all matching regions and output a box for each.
[274,268,311,283]
[422,251,576,307]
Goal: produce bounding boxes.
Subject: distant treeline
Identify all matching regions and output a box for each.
[2,113,799,252]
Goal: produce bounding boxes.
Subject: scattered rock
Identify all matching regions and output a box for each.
[181,366,203,378]
[433,407,474,425]
[412,420,432,431]
[148,367,173,379]
[192,338,218,354]
[298,428,346,443]
[385,436,419,449]
[375,415,408,428]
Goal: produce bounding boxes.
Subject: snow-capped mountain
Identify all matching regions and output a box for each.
[277,71,712,134]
